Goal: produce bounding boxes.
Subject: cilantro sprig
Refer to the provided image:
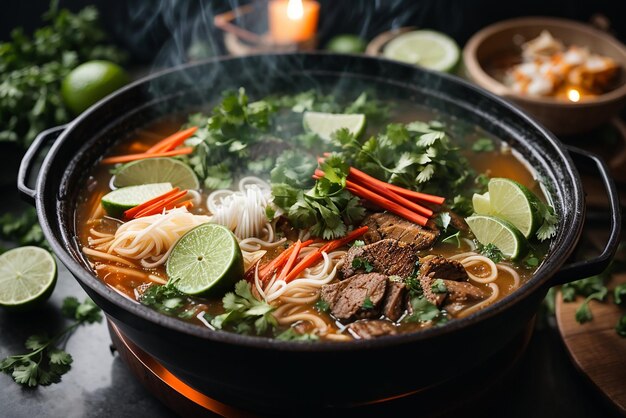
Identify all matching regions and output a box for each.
[0,297,102,387]
[210,280,277,335]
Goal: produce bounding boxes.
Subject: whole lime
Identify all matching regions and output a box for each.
[325,34,367,54]
[62,60,130,115]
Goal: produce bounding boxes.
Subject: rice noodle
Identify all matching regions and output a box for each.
[82,247,136,267]
[461,255,499,283]
[457,283,500,318]
[207,176,274,240]
[496,263,521,289]
[101,207,210,268]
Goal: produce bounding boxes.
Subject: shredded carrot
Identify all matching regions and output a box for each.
[277,240,302,281]
[284,227,368,283]
[123,188,180,219]
[347,177,433,217]
[146,126,198,154]
[347,181,429,226]
[101,147,194,165]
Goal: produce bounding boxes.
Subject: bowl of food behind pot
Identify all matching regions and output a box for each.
[464,17,626,135]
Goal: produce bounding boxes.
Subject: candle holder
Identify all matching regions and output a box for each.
[214,4,318,56]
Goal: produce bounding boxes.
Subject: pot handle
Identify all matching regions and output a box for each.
[17,125,67,204]
[549,146,622,286]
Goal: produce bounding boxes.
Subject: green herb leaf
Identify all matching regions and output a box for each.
[405,296,441,323]
[615,314,626,337]
[575,288,608,324]
[614,283,626,306]
[472,138,495,152]
[314,298,330,313]
[431,279,448,294]
[480,243,504,263]
[441,231,462,248]
[352,257,374,273]
[362,296,375,310]
[275,328,319,342]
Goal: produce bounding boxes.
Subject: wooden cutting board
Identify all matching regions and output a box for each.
[556,273,626,414]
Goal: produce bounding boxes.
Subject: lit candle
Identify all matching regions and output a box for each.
[268,0,320,43]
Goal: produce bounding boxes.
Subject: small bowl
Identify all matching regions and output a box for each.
[464,17,626,135]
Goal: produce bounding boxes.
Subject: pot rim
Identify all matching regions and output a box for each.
[35,52,584,352]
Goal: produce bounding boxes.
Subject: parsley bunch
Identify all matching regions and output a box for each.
[0,297,102,387]
[0,2,126,148]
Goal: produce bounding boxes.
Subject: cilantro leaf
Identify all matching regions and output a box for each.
[275,328,319,342]
[575,288,608,323]
[535,202,558,241]
[314,298,330,313]
[404,296,441,323]
[352,257,374,273]
[211,280,277,335]
[472,138,495,152]
[362,296,375,310]
[480,243,504,263]
[616,314,626,337]
[614,284,626,306]
[431,279,448,294]
[0,296,100,387]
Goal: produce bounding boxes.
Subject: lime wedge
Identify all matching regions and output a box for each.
[166,223,243,295]
[101,182,173,218]
[472,191,491,215]
[382,30,460,72]
[303,111,366,141]
[113,158,199,190]
[0,247,57,311]
[474,178,540,239]
[466,215,527,260]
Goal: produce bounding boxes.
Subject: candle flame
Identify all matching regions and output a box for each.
[567,88,581,102]
[287,0,304,20]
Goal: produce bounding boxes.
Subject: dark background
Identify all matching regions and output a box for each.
[2,0,625,67]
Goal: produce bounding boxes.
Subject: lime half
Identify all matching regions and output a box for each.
[466,215,527,260]
[0,247,57,311]
[113,158,199,190]
[473,178,540,239]
[101,183,173,218]
[382,30,460,72]
[303,111,366,141]
[325,34,367,53]
[166,223,243,295]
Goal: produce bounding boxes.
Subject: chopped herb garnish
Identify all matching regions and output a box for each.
[314,298,330,313]
[139,284,198,319]
[472,138,495,152]
[405,276,423,296]
[352,240,365,247]
[431,279,448,294]
[0,297,102,387]
[275,328,319,342]
[352,256,375,273]
[362,296,375,310]
[211,280,277,335]
[404,296,441,323]
[480,243,504,263]
[534,201,558,241]
[575,287,608,323]
[525,256,539,268]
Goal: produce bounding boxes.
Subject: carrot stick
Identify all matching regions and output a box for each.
[346,178,433,217]
[133,190,188,218]
[101,147,194,165]
[276,240,302,281]
[146,126,198,154]
[347,182,429,226]
[284,227,368,283]
[348,167,445,205]
[123,188,180,219]
[257,239,315,282]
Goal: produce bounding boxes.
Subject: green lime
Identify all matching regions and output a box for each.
[325,34,367,53]
[382,30,460,72]
[113,158,200,190]
[472,191,491,215]
[0,247,57,311]
[166,223,243,295]
[303,111,366,141]
[62,60,130,115]
[101,183,173,218]
[473,178,541,239]
[466,215,527,260]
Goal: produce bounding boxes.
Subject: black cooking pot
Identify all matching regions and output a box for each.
[18,54,621,414]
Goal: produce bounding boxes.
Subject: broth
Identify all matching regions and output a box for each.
[75,94,549,340]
